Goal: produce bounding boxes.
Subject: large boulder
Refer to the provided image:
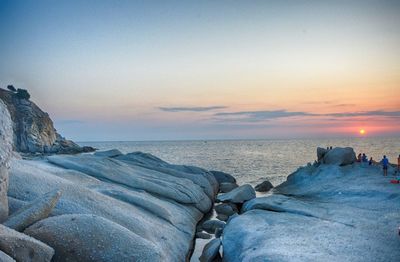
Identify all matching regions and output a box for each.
[217,184,256,204]
[322,147,356,166]
[199,238,221,262]
[254,180,274,192]
[0,88,95,154]
[0,100,13,222]
[4,190,62,231]
[25,214,162,261]
[0,224,54,262]
[210,171,236,184]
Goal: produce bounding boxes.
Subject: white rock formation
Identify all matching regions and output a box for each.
[0,100,13,222]
[0,224,54,262]
[25,214,162,261]
[8,151,218,261]
[4,190,62,231]
[222,155,400,261]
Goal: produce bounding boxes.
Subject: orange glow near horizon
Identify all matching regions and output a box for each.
[359,129,366,135]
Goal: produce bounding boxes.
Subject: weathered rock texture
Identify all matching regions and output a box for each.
[0,100,13,222]
[8,151,219,261]
[0,224,54,262]
[222,148,400,262]
[4,190,62,231]
[0,88,94,154]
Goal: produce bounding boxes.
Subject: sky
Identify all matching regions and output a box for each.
[0,0,399,141]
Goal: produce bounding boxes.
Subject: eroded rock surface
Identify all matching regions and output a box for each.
[0,224,54,262]
[0,100,13,222]
[25,214,162,262]
[4,190,62,231]
[8,150,218,261]
[222,149,400,262]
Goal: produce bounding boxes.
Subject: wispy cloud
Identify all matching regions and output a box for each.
[213,109,400,122]
[214,110,315,122]
[159,106,227,112]
[324,110,400,117]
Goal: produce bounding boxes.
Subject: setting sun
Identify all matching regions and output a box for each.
[359,129,366,135]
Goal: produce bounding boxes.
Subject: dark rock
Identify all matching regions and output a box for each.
[196,232,212,239]
[215,203,238,217]
[216,214,229,221]
[219,182,238,193]
[214,228,223,238]
[201,220,225,234]
[210,171,236,184]
[217,184,256,204]
[255,180,274,192]
[199,238,221,262]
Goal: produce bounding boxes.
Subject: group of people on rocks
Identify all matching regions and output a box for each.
[356,152,400,176]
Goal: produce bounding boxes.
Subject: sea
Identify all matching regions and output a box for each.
[80,137,400,187]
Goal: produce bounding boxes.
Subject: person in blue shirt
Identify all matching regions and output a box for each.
[381,155,389,176]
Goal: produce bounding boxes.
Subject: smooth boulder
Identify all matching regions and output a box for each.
[25,214,162,262]
[210,171,236,184]
[215,203,238,217]
[217,184,256,204]
[219,182,238,193]
[0,224,54,262]
[0,100,13,222]
[322,147,356,166]
[199,238,221,262]
[254,180,274,192]
[4,190,62,232]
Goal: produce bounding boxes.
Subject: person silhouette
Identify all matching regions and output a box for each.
[381,155,389,176]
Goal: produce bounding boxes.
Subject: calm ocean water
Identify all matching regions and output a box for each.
[80,137,400,186]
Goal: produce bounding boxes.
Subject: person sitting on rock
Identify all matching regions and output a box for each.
[357,153,362,163]
[362,153,368,163]
[369,157,374,166]
[381,155,389,176]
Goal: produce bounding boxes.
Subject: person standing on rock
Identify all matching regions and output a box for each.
[381,155,389,176]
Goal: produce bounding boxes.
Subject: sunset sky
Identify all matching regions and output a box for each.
[0,0,399,141]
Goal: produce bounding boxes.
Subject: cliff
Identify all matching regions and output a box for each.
[0,88,94,154]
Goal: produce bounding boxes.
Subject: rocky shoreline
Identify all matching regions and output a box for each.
[1,91,399,261]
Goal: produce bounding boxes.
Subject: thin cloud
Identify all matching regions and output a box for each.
[214,110,315,122]
[159,106,227,112]
[213,109,400,122]
[324,110,400,117]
